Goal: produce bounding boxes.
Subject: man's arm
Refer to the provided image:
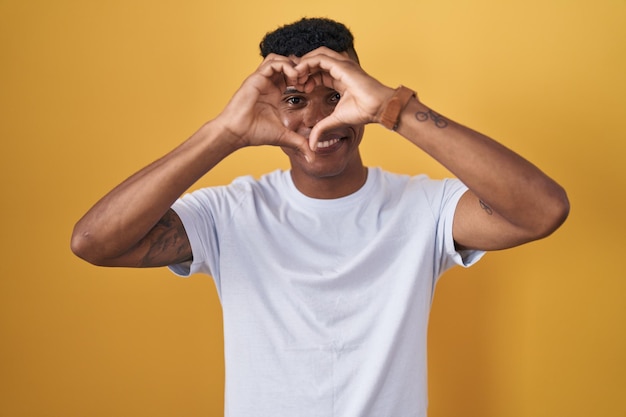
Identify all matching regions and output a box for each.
[70,122,241,267]
[71,54,312,267]
[394,99,569,250]
[295,47,569,250]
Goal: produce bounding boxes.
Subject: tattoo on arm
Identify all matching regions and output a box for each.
[415,109,448,128]
[141,209,192,267]
[479,200,494,215]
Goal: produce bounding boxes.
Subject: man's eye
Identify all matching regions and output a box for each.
[286,96,303,105]
[330,92,341,103]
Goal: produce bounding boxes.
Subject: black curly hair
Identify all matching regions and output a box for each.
[259,17,359,63]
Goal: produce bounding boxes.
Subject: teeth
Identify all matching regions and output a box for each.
[316,138,341,149]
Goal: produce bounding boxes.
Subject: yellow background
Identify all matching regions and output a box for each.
[1,0,625,416]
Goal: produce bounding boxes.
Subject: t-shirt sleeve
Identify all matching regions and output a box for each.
[426,178,485,277]
[167,189,221,280]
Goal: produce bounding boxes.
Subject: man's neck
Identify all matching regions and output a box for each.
[290,165,368,199]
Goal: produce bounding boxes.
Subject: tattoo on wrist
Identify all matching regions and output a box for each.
[479,200,494,215]
[415,109,448,128]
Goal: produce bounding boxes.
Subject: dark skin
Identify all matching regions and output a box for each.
[278,85,367,199]
[71,47,569,267]
[139,209,191,267]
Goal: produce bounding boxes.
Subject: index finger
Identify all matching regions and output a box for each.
[257,54,301,87]
[295,50,358,92]
[297,70,338,93]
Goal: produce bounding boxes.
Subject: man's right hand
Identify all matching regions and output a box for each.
[71,54,316,267]
[214,53,315,162]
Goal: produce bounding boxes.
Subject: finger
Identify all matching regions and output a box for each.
[320,71,337,91]
[295,51,345,77]
[300,46,348,61]
[279,129,316,163]
[308,115,342,150]
[296,60,350,94]
[257,55,300,84]
[299,71,341,95]
[299,71,324,93]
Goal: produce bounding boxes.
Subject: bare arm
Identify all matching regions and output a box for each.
[295,47,569,250]
[92,208,192,268]
[71,54,313,267]
[70,122,240,267]
[394,100,569,250]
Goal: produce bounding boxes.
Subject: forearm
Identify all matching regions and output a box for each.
[395,96,569,237]
[71,120,240,264]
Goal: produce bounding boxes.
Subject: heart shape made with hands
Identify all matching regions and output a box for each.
[257,49,388,153]
[279,74,377,150]
[267,69,354,150]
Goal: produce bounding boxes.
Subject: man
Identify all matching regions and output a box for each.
[71,17,569,417]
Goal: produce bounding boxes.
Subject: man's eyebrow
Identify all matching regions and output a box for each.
[283,87,304,95]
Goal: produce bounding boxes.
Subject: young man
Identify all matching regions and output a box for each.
[71,17,569,417]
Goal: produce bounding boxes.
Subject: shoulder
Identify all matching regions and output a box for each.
[179,170,291,217]
[179,170,284,204]
[245,169,289,193]
[375,168,462,198]
[374,169,468,219]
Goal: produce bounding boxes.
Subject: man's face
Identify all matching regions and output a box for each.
[277,54,365,183]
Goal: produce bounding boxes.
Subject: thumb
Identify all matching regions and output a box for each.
[279,129,316,163]
[308,114,342,150]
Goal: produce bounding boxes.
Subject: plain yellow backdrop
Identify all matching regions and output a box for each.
[1,0,625,416]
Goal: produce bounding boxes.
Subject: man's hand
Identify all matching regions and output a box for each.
[284,48,568,250]
[217,47,394,154]
[215,53,316,161]
[293,47,395,149]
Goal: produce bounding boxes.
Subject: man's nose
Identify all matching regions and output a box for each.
[303,102,332,127]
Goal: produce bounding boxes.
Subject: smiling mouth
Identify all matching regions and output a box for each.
[314,134,350,154]
[316,138,342,149]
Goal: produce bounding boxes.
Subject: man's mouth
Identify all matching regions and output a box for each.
[316,138,342,149]
[314,134,348,153]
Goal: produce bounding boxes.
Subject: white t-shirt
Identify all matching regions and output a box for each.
[170,167,483,417]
